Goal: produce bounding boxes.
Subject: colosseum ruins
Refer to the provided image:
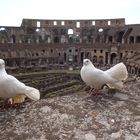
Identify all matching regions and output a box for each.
[0,18,140,76]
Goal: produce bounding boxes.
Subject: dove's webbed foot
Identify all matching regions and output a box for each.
[0,98,22,109]
[0,99,14,108]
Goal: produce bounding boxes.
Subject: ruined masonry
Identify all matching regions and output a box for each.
[0,18,140,76]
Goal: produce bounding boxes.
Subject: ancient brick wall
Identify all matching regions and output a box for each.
[0,18,140,75]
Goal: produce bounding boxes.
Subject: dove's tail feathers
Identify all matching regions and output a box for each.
[105,62,128,81]
[25,86,40,101]
[114,81,124,89]
[107,81,124,89]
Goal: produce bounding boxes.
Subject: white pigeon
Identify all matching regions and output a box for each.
[80,59,128,92]
[0,59,40,103]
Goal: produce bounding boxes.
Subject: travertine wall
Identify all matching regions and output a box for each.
[0,18,140,75]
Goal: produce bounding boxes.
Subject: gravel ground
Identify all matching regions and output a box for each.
[0,78,140,140]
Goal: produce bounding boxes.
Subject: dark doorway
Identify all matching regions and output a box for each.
[54,36,59,43]
[93,55,97,63]
[64,53,66,62]
[12,35,16,43]
[105,52,108,64]
[110,53,117,64]
[80,52,84,62]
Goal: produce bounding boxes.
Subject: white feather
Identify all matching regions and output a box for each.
[80,59,128,90]
[105,62,128,81]
[0,59,40,101]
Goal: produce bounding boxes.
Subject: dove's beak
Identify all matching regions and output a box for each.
[83,59,89,65]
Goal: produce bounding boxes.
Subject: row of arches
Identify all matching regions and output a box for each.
[1,26,140,45]
[127,65,140,76]
[80,52,118,65]
[1,34,139,45]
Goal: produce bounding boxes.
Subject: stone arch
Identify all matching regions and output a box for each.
[53,29,58,35]
[54,36,59,43]
[131,67,135,74]
[73,55,78,63]
[82,29,89,36]
[105,52,109,64]
[12,34,16,43]
[110,53,117,64]
[135,67,138,75]
[80,52,84,62]
[108,36,113,43]
[60,29,67,35]
[64,52,67,62]
[129,36,134,44]
[61,35,66,43]
[82,29,89,43]
[93,55,97,63]
[136,36,140,43]
[98,56,104,64]
[68,35,73,43]
[1,37,5,43]
[138,68,140,76]
[85,52,90,59]
[68,29,73,35]
[116,31,124,43]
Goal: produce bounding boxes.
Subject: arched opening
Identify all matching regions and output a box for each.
[1,37,5,44]
[53,29,58,35]
[136,36,140,43]
[85,52,90,58]
[68,29,74,43]
[75,34,80,43]
[120,53,123,60]
[76,22,80,28]
[129,36,134,44]
[64,53,66,62]
[98,28,103,33]
[96,35,100,43]
[99,56,104,64]
[61,29,66,35]
[0,27,6,31]
[61,21,65,26]
[116,31,124,43]
[93,55,97,63]
[74,55,78,63]
[12,35,16,43]
[68,36,73,43]
[135,67,138,75]
[108,21,111,26]
[131,68,135,74]
[138,68,140,76]
[108,36,113,43]
[37,21,40,27]
[105,52,109,64]
[80,52,84,62]
[68,29,73,35]
[0,28,7,43]
[110,53,117,64]
[54,36,59,43]
[53,21,57,26]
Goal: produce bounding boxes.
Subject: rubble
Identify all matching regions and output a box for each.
[0,77,140,140]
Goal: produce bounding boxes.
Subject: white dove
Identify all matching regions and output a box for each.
[0,59,40,104]
[80,59,128,95]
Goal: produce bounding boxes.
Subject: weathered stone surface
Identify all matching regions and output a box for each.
[0,79,140,140]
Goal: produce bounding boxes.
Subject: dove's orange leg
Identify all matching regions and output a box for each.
[88,88,101,96]
[0,99,19,108]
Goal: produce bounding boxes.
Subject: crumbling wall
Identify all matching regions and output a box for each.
[0,18,140,75]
